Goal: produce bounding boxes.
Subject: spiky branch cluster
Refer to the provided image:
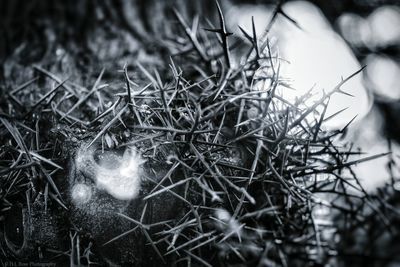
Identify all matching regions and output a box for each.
[1,2,399,266]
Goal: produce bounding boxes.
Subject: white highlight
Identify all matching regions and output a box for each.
[337,13,371,47]
[337,6,400,49]
[227,1,371,129]
[215,208,231,222]
[95,148,145,200]
[74,145,145,201]
[71,183,92,204]
[368,6,400,48]
[276,1,371,129]
[365,55,400,100]
[215,208,242,236]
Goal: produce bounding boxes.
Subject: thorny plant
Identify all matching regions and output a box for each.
[0,1,399,266]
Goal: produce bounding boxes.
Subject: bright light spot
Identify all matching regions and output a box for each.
[95,148,145,200]
[225,4,272,36]
[275,1,371,129]
[74,145,145,201]
[280,1,330,33]
[365,55,400,100]
[215,208,241,235]
[394,181,400,191]
[368,6,400,48]
[216,208,231,222]
[336,6,400,49]
[71,183,92,204]
[336,13,371,47]
[226,1,371,129]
